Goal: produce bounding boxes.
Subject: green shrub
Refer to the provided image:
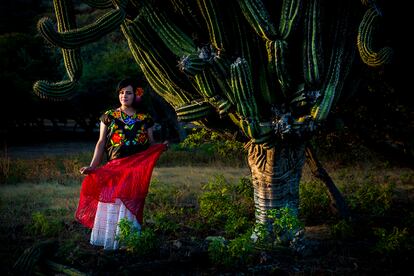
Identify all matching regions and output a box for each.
[207,232,254,268]
[373,227,410,255]
[117,218,158,255]
[179,128,246,165]
[26,211,64,237]
[207,236,227,266]
[330,219,354,240]
[267,207,304,245]
[150,210,179,234]
[198,175,254,237]
[299,180,331,222]
[344,181,395,215]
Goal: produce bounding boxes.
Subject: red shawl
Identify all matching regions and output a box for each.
[75,143,166,228]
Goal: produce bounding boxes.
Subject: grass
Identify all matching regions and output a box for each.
[0,145,413,274]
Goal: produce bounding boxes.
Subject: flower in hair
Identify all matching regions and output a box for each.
[135,87,144,97]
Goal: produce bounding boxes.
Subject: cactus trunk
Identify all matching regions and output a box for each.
[247,142,306,234]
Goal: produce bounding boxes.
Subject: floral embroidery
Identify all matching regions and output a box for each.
[107,110,121,119]
[110,130,124,146]
[120,110,148,126]
[105,109,152,152]
[135,132,148,144]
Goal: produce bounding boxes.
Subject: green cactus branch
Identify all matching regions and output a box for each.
[121,19,185,86]
[311,2,355,121]
[141,3,196,57]
[230,58,272,142]
[120,20,195,107]
[53,0,83,82]
[278,0,302,40]
[357,7,393,67]
[33,0,81,101]
[266,40,292,97]
[197,0,227,50]
[303,0,323,88]
[81,0,114,9]
[33,80,78,101]
[126,37,188,107]
[37,5,126,49]
[238,0,277,41]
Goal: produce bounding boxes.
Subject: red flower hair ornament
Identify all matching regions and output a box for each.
[135,87,144,103]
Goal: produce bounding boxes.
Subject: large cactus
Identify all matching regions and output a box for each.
[34,0,392,241]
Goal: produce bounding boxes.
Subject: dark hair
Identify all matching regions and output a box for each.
[116,78,138,94]
[116,77,148,111]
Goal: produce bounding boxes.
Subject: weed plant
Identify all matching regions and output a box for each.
[373,226,411,255]
[117,218,158,256]
[198,175,254,238]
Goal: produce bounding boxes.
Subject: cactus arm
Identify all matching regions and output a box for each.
[54,0,82,82]
[192,68,232,115]
[357,7,393,67]
[311,3,355,121]
[37,1,126,49]
[121,24,180,106]
[238,0,277,41]
[178,54,208,76]
[33,0,82,100]
[121,22,194,107]
[230,58,272,142]
[279,0,302,39]
[141,4,196,57]
[33,80,77,100]
[81,0,113,9]
[121,19,190,95]
[197,0,225,50]
[303,0,323,88]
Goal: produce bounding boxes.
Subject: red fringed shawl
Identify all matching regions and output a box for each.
[75,143,166,228]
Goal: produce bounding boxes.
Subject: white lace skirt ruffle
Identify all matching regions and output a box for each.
[90,198,141,250]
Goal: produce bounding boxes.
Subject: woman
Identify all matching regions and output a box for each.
[75,78,167,250]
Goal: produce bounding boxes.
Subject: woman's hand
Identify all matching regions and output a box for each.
[162,140,169,151]
[79,166,95,175]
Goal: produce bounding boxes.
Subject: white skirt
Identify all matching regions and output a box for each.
[90,198,141,250]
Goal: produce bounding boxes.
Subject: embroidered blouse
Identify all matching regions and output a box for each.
[100,109,154,160]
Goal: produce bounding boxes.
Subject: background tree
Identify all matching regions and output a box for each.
[33,0,399,240]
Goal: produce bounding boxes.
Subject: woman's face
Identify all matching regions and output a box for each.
[119,85,134,107]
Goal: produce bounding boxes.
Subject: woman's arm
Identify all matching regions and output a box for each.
[79,122,108,174]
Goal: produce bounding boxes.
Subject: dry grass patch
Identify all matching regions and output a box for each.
[153,166,250,188]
